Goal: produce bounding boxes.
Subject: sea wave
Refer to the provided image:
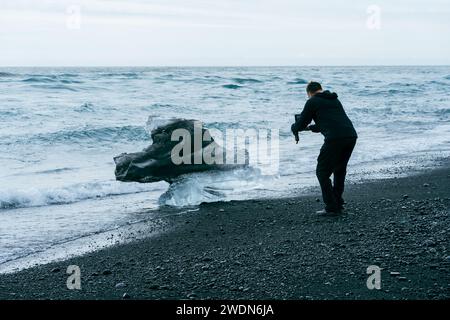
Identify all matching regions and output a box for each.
[99,72,140,79]
[23,76,58,83]
[352,107,394,115]
[59,73,80,78]
[0,109,22,118]
[29,84,79,91]
[1,125,150,146]
[287,78,308,85]
[231,77,262,84]
[60,79,83,84]
[435,108,450,117]
[222,84,242,89]
[22,75,83,85]
[0,72,16,77]
[0,180,161,210]
[4,167,77,178]
[206,120,272,131]
[358,88,422,96]
[74,102,95,112]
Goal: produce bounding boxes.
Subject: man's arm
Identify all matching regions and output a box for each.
[291,100,315,134]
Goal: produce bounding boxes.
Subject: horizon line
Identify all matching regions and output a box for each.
[1,64,450,68]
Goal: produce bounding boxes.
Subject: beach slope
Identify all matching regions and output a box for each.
[0,165,449,300]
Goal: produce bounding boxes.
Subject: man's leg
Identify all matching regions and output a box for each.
[333,138,356,207]
[316,141,339,212]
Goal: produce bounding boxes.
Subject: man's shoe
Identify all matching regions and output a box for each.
[316,209,341,215]
[336,198,346,209]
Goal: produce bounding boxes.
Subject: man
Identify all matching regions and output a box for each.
[291,81,357,215]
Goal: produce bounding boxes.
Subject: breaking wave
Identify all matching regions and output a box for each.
[0,166,273,210]
[0,180,164,210]
[159,167,275,207]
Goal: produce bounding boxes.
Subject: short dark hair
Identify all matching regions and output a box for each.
[306,81,322,94]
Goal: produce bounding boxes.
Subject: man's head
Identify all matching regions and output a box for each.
[306,81,322,98]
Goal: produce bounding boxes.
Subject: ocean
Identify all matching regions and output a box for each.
[1,66,450,271]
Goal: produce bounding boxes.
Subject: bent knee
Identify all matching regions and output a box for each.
[316,167,331,181]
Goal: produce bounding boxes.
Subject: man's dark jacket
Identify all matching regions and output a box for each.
[291,90,357,141]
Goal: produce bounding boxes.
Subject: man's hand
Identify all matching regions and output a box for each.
[291,123,299,144]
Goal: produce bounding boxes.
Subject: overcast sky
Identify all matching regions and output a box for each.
[1,0,449,66]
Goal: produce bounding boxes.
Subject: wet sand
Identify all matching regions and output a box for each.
[1,163,449,300]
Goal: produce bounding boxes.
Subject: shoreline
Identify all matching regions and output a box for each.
[0,163,449,299]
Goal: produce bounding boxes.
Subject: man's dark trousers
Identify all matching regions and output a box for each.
[316,137,357,212]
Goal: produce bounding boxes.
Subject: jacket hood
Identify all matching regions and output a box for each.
[314,90,338,100]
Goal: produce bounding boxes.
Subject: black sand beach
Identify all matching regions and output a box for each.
[1,163,449,300]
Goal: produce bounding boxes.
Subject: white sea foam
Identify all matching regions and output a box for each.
[0,180,166,210]
[159,167,276,207]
